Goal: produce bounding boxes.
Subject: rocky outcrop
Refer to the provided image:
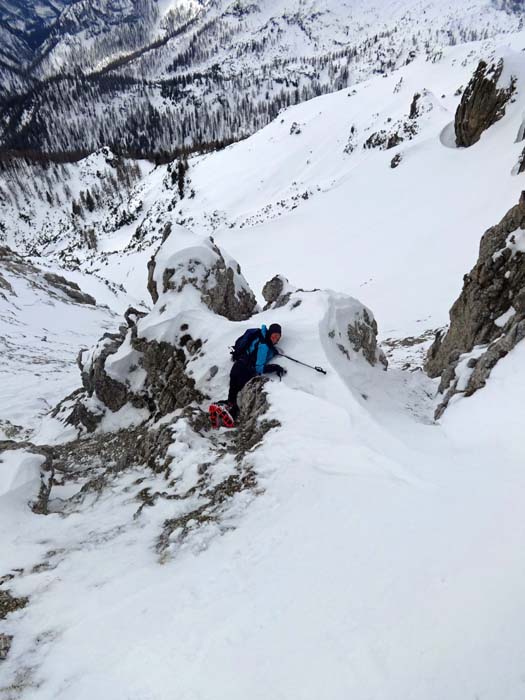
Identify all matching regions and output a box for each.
[426,193,525,417]
[78,330,132,413]
[324,293,388,370]
[262,275,294,309]
[148,232,256,321]
[0,633,12,661]
[363,91,431,152]
[235,377,280,457]
[43,273,96,306]
[455,59,516,147]
[132,336,203,416]
[64,316,204,430]
[347,308,388,368]
[0,246,96,306]
[58,231,257,432]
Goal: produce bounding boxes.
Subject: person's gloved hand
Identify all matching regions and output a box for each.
[265,364,287,378]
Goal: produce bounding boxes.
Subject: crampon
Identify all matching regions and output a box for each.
[208,402,236,429]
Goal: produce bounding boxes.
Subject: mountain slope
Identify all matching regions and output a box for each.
[3,32,525,335]
[1,17,525,700]
[0,0,519,158]
[1,213,525,700]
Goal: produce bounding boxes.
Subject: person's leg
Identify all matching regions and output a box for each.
[228,362,255,419]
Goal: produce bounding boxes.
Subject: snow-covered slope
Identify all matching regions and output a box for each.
[1,223,525,699]
[0,246,136,440]
[2,17,525,700]
[4,33,525,335]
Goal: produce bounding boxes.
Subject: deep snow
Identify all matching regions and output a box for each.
[1,21,525,700]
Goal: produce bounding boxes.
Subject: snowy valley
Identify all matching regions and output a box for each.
[2,2,525,699]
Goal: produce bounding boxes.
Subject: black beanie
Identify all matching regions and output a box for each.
[268,323,282,336]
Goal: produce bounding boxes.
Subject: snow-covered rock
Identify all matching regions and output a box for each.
[147,227,257,319]
[56,227,257,432]
[426,191,525,417]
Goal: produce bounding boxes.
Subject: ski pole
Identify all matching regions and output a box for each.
[276,351,327,375]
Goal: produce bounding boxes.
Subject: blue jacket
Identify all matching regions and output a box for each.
[246,325,277,375]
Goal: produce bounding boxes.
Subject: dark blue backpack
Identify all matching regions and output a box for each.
[230,328,262,362]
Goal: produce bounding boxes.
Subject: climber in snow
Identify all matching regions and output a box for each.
[209,323,286,429]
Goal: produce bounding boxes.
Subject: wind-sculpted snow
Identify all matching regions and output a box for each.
[0,224,406,697]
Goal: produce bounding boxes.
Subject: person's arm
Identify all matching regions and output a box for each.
[255,342,270,374]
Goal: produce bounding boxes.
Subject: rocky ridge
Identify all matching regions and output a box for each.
[426,192,525,418]
[0,222,390,668]
[53,228,257,432]
[455,58,517,147]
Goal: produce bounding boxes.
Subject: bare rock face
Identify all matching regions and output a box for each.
[147,255,159,303]
[426,193,525,418]
[66,313,204,431]
[132,335,204,416]
[455,59,516,147]
[347,308,388,368]
[235,376,280,456]
[43,273,96,306]
[78,331,131,413]
[262,275,294,309]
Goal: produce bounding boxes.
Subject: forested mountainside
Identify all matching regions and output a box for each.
[0,0,521,160]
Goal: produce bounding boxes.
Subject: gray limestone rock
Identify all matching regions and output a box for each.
[426,192,525,417]
[132,336,204,416]
[0,633,12,661]
[202,253,256,321]
[347,309,388,369]
[64,398,104,434]
[0,590,28,620]
[455,59,516,148]
[148,236,256,321]
[147,255,159,303]
[78,331,130,412]
[348,310,377,365]
[262,275,293,310]
[235,376,280,457]
[43,272,96,305]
